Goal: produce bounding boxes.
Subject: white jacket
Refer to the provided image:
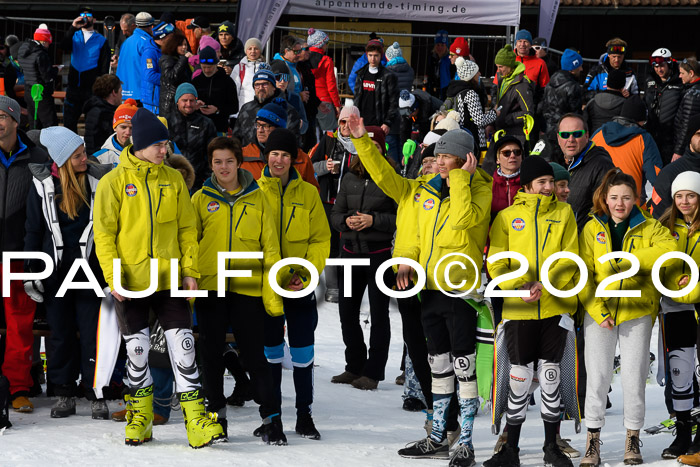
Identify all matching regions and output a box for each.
[231,57,265,117]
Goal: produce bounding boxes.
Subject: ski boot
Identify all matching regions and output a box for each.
[180,390,225,448]
[125,386,153,446]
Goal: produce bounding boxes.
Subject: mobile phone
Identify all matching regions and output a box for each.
[496,106,503,112]
[219,60,227,66]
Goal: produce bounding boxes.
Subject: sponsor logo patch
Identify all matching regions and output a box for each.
[207,201,220,213]
[125,184,137,197]
[414,193,421,202]
[511,218,525,231]
[423,198,435,210]
[596,232,606,244]
[673,231,680,240]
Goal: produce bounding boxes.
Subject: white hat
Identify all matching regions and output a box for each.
[422,131,442,146]
[456,57,479,82]
[672,171,700,197]
[435,111,461,131]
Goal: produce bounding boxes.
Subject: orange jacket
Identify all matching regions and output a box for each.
[241,142,320,192]
[175,19,199,53]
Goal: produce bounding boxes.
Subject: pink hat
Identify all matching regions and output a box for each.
[198,35,220,52]
[338,105,360,122]
[34,24,52,44]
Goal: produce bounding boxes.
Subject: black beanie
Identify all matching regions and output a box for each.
[492,135,524,156]
[421,142,436,160]
[264,128,298,161]
[520,155,554,186]
[132,108,169,152]
[606,68,626,90]
[620,96,648,122]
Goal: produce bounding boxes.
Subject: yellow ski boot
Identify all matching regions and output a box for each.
[179,390,225,448]
[125,386,154,446]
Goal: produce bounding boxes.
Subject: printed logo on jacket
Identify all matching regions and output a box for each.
[423,199,435,210]
[125,184,137,197]
[596,232,606,244]
[511,218,525,231]
[207,201,220,213]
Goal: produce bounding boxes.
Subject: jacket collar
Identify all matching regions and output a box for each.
[513,190,556,212]
[202,169,258,203]
[593,204,647,231]
[568,141,597,171]
[120,145,162,174]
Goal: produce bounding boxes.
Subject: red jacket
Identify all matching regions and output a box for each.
[516,54,550,90]
[491,170,521,221]
[241,143,320,192]
[309,47,341,107]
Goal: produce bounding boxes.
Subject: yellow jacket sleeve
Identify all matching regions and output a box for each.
[487,211,528,291]
[93,175,121,290]
[448,168,492,231]
[298,187,331,288]
[353,134,415,203]
[176,177,199,279]
[261,194,284,317]
[635,221,677,273]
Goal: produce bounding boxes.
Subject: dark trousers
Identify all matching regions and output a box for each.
[397,292,433,409]
[421,290,477,357]
[196,293,279,419]
[117,291,191,334]
[338,249,393,381]
[24,92,57,130]
[264,293,318,416]
[44,288,101,399]
[63,88,89,133]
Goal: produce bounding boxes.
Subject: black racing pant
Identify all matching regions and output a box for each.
[504,315,568,366]
[196,293,279,419]
[397,292,432,409]
[338,249,393,381]
[421,290,477,358]
[116,291,192,335]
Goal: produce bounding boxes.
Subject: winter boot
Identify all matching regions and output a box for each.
[11,394,33,413]
[623,429,643,465]
[483,443,520,467]
[125,386,153,446]
[179,390,225,448]
[295,413,321,440]
[395,371,406,385]
[662,419,692,459]
[351,376,378,390]
[689,425,700,454]
[580,430,602,467]
[556,434,580,458]
[403,397,427,412]
[91,399,109,420]
[679,452,700,466]
[449,444,476,467]
[543,441,574,467]
[261,415,287,445]
[50,396,76,418]
[330,371,360,385]
[397,437,449,459]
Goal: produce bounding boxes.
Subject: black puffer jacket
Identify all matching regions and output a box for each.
[673,80,700,155]
[192,67,238,133]
[159,54,192,118]
[567,143,615,231]
[353,65,399,129]
[233,90,302,146]
[583,90,625,134]
[330,170,397,253]
[492,65,534,145]
[220,38,245,66]
[541,70,583,137]
[650,147,700,219]
[166,110,217,191]
[16,40,56,94]
[310,133,353,204]
[644,68,683,163]
[0,130,49,251]
[83,96,117,155]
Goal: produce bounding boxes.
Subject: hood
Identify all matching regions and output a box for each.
[86,95,116,111]
[599,119,643,146]
[512,190,557,212]
[549,70,577,88]
[387,57,409,69]
[165,154,195,190]
[18,40,42,59]
[594,90,625,110]
[446,79,472,97]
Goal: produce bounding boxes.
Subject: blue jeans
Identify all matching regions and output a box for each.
[386,134,400,164]
[152,366,174,419]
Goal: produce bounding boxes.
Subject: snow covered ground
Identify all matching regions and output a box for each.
[1,284,683,466]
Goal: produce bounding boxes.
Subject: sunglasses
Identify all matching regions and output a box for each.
[80,12,93,18]
[532,45,544,51]
[200,58,217,64]
[339,119,348,125]
[608,45,626,54]
[287,48,302,55]
[558,130,586,139]
[302,47,309,52]
[499,149,523,157]
[275,73,289,82]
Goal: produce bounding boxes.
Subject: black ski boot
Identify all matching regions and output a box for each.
[483,443,520,467]
[543,441,574,467]
[662,419,692,459]
[295,413,321,440]
[262,416,287,445]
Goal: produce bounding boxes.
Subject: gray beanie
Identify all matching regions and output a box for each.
[40,126,84,168]
[0,95,21,123]
[435,129,474,160]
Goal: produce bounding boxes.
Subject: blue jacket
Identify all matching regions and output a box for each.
[348,53,387,93]
[140,44,162,113]
[273,53,303,94]
[116,29,157,101]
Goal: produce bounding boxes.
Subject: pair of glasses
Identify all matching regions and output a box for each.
[253,82,271,88]
[275,73,289,82]
[287,48,302,55]
[609,45,626,54]
[558,130,586,139]
[255,122,274,131]
[339,119,348,125]
[80,12,93,18]
[500,149,523,157]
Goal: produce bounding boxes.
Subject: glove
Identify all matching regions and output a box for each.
[23,279,44,303]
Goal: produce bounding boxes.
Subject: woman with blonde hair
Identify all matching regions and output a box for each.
[24,126,111,419]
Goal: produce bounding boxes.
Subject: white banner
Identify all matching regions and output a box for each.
[237,0,290,46]
[537,0,560,47]
[285,0,520,26]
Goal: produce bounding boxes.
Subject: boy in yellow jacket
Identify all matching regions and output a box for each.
[191,136,285,443]
[93,108,224,448]
[346,114,492,467]
[485,156,579,467]
[257,128,331,443]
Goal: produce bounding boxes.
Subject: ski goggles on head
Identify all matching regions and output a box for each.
[200,57,217,64]
[558,130,586,139]
[274,73,289,82]
[650,56,670,66]
[607,45,626,54]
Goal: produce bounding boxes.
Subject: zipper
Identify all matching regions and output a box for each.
[155,189,163,216]
[145,168,154,258]
[285,206,296,233]
[534,198,541,319]
[227,202,234,290]
[424,197,444,276]
[613,236,636,324]
[234,205,247,232]
[541,224,551,252]
[435,215,450,237]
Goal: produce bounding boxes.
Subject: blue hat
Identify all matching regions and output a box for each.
[40,126,84,168]
[252,69,276,88]
[435,30,449,45]
[256,99,287,129]
[131,108,169,152]
[561,49,583,71]
[175,82,197,103]
[515,29,533,44]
